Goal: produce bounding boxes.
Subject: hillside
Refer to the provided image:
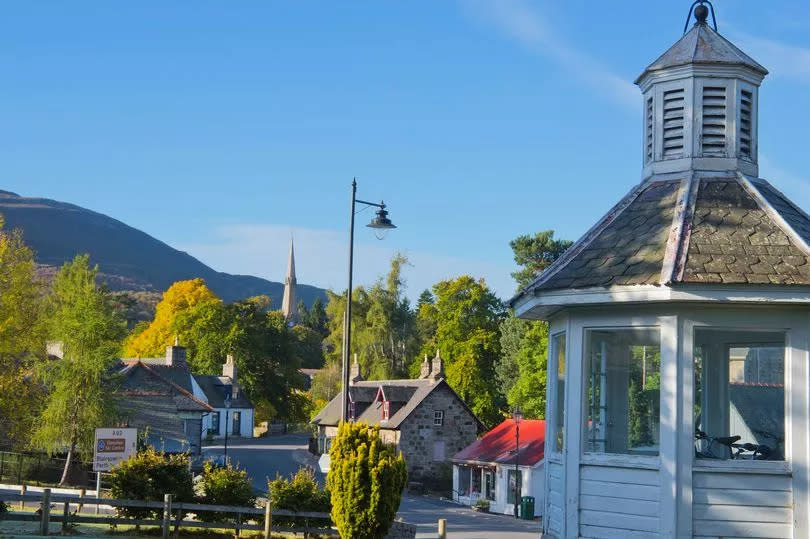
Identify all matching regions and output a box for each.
[0,190,327,306]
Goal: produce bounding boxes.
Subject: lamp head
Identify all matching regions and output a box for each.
[513,407,523,424]
[367,202,396,239]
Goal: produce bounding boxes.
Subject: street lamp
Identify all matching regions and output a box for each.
[340,178,397,422]
[513,406,523,518]
[223,392,232,466]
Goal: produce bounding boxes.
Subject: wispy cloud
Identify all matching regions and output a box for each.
[727,29,810,84]
[178,224,517,303]
[460,0,637,108]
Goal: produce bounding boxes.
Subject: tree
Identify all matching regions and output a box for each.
[327,422,407,539]
[509,231,573,290]
[417,276,506,426]
[0,216,47,449]
[324,254,418,380]
[122,278,221,358]
[291,325,325,369]
[309,363,342,414]
[33,255,126,484]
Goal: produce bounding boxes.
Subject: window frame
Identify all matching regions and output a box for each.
[434,410,444,427]
[549,331,567,456]
[689,323,791,472]
[382,400,390,421]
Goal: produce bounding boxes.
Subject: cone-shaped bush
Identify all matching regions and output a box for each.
[327,422,408,539]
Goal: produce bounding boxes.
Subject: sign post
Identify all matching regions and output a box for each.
[93,427,136,512]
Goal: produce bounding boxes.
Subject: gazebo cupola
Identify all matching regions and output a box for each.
[637,3,767,179]
[511,2,810,538]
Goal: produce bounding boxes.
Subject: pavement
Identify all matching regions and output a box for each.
[203,434,542,538]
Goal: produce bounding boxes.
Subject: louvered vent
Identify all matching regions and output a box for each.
[740,89,753,159]
[663,88,685,158]
[701,86,727,155]
[646,97,654,163]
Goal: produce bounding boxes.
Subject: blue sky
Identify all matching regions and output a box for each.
[3,1,810,301]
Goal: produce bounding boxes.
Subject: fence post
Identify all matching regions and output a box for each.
[17,452,23,484]
[78,488,85,513]
[19,484,26,510]
[95,472,101,515]
[438,518,447,539]
[263,501,272,539]
[162,494,172,539]
[62,499,70,532]
[40,488,51,536]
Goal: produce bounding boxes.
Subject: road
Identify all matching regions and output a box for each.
[205,434,542,538]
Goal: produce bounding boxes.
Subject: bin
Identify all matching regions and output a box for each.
[520,496,535,520]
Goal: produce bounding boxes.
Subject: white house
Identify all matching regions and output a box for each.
[511,4,810,538]
[194,355,254,438]
[451,418,545,517]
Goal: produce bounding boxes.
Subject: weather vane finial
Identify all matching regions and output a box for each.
[684,0,718,34]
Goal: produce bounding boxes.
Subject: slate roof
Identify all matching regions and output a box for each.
[515,173,810,301]
[636,20,767,83]
[118,360,213,412]
[194,375,253,409]
[311,378,483,431]
[452,419,546,467]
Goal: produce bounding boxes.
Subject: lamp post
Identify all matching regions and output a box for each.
[513,406,523,518]
[223,393,231,466]
[340,178,397,423]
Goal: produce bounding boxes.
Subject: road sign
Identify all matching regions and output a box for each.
[93,428,137,472]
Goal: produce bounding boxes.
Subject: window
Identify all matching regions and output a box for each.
[232,411,241,436]
[663,88,685,158]
[483,470,496,501]
[585,328,661,456]
[701,86,727,155]
[459,466,471,495]
[210,412,220,435]
[694,329,785,461]
[552,333,566,452]
[433,440,445,461]
[507,470,522,505]
[471,468,481,494]
[434,411,444,426]
[382,401,390,421]
[739,88,754,159]
[348,401,356,420]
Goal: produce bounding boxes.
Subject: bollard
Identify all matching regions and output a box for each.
[40,488,51,536]
[78,488,85,513]
[438,518,447,539]
[162,494,172,539]
[19,484,26,510]
[263,501,272,539]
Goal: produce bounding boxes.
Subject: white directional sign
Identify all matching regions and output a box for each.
[93,428,137,472]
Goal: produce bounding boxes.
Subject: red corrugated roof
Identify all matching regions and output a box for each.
[452,418,545,466]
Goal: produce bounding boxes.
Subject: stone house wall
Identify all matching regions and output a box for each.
[397,383,479,484]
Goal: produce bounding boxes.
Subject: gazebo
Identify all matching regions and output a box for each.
[511,3,810,538]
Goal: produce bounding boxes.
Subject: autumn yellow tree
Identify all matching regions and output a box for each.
[123,278,221,357]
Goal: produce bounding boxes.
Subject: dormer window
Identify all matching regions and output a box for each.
[382,401,390,421]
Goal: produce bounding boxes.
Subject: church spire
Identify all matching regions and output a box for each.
[281,238,298,324]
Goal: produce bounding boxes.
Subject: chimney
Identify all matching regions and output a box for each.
[419,354,431,379]
[165,337,187,368]
[223,354,237,382]
[430,350,444,382]
[349,354,363,385]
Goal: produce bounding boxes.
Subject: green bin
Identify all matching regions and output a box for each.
[520,496,535,520]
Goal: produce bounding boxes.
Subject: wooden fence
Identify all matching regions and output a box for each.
[0,488,336,538]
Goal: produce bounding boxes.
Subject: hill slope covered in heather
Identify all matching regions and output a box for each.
[0,190,326,306]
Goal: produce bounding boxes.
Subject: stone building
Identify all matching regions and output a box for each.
[311,352,483,485]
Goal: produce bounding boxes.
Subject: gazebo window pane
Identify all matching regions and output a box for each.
[552,333,566,452]
[584,328,661,456]
[459,466,471,494]
[694,329,785,461]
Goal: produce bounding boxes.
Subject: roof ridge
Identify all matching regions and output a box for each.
[660,174,696,284]
[736,172,810,260]
[514,180,650,301]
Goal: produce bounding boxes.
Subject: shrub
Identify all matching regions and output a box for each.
[108,448,195,519]
[327,422,407,539]
[196,462,256,522]
[267,468,330,528]
[0,500,7,520]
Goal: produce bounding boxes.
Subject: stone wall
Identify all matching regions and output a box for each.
[397,382,479,486]
[385,520,417,539]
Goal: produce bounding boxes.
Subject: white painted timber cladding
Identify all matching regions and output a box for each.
[692,471,793,538]
[546,461,564,537]
[578,465,660,538]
